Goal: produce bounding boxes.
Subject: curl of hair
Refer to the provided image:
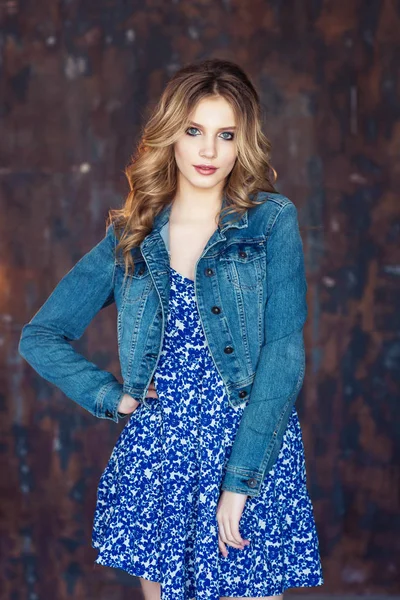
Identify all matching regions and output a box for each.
[107,58,278,278]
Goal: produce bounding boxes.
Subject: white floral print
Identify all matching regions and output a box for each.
[92,267,324,598]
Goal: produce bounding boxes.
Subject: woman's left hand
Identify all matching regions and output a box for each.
[216,490,251,557]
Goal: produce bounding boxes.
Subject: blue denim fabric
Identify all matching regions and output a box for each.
[18,191,307,496]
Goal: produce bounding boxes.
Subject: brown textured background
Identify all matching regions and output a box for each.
[1,0,399,598]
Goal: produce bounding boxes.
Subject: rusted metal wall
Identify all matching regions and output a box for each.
[1,0,399,598]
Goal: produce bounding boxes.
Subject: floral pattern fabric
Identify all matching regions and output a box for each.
[92,266,324,599]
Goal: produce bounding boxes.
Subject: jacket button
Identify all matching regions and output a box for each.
[211,306,221,314]
[247,478,257,488]
[137,267,145,275]
[239,250,247,258]
[238,390,247,398]
[205,267,214,276]
[105,409,113,418]
[224,345,234,354]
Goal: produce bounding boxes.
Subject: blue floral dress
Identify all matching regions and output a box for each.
[92,266,324,598]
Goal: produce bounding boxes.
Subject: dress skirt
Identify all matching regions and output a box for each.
[92,266,324,599]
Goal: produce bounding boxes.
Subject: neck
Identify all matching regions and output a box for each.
[170,193,224,225]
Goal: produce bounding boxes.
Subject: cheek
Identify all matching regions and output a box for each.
[174,140,192,169]
[220,146,237,170]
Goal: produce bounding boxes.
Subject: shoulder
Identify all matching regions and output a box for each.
[248,191,298,236]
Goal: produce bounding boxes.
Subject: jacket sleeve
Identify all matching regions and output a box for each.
[18,223,125,422]
[220,201,308,496]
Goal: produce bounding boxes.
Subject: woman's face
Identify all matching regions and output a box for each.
[173,95,237,192]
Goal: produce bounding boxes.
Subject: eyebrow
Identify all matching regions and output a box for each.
[188,121,237,131]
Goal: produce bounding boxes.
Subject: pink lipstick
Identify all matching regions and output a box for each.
[194,165,218,175]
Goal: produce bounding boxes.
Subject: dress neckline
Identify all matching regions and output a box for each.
[170,266,195,285]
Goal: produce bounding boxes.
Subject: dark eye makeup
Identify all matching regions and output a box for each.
[186,127,235,141]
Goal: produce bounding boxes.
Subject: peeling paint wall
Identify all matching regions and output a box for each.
[1,0,399,598]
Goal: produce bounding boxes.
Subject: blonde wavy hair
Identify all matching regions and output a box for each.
[107,58,278,277]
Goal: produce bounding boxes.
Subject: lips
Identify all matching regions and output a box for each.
[194,165,218,175]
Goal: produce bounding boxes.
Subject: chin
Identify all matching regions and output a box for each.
[194,181,222,191]
[189,173,226,188]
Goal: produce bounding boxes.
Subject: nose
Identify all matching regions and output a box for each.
[200,137,217,159]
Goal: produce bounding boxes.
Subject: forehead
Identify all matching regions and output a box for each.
[190,96,236,127]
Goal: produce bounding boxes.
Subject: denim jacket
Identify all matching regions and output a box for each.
[18,191,308,496]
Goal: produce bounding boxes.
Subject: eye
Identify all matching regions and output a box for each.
[186,126,200,136]
[185,127,235,141]
[220,131,235,141]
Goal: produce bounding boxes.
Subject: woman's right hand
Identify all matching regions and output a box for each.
[117,393,140,415]
[146,379,158,399]
[117,379,158,414]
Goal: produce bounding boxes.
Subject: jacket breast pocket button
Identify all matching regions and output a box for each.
[247,478,257,488]
[211,306,221,314]
[238,390,247,398]
[224,345,234,354]
[205,267,214,276]
[239,250,247,258]
[105,409,113,418]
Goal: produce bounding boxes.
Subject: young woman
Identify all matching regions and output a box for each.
[19,58,324,599]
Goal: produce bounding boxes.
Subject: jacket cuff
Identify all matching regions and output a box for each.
[220,468,262,497]
[95,380,125,422]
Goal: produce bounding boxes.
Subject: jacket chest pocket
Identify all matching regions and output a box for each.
[117,258,153,306]
[219,240,266,290]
